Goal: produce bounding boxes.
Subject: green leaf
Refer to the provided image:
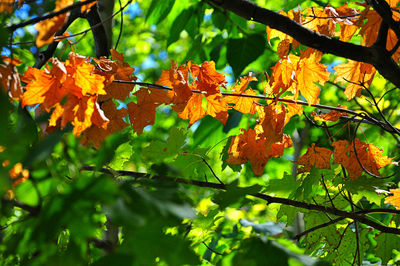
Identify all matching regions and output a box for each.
[265,172,299,198]
[227,33,266,77]
[93,132,129,168]
[146,0,176,25]
[232,238,289,265]
[344,175,391,205]
[213,179,262,209]
[167,7,193,46]
[277,205,300,225]
[374,233,400,265]
[109,142,133,169]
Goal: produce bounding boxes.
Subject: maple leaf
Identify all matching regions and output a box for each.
[333,60,376,100]
[22,53,109,137]
[295,143,333,173]
[127,101,157,135]
[226,128,269,176]
[281,96,303,122]
[312,106,347,123]
[156,61,192,110]
[0,56,23,100]
[189,61,226,95]
[205,94,229,125]
[269,54,297,95]
[385,188,400,209]
[34,0,73,47]
[178,93,206,126]
[21,59,68,108]
[65,52,106,96]
[255,104,286,144]
[80,100,128,148]
[226,104,293,176]
[127,87,168,135]
[95,49,137,101]
[296,55,330,105]
[223,74,258,114]
[332,138,392,179]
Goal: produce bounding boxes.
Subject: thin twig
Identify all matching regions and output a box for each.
[113,80,399,133]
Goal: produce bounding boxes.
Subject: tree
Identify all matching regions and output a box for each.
[1,0,400,264]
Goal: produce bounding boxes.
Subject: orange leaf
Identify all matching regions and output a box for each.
[296,55,330,105]
[226,129,269,176]
[127,101,157,135]
[34,0,73,47]
[295,143,333,173]
[223,74,258,114]
[95,49,137,101]
[178,93,206,126]
[226,105,293,176]
[80,101,128,148]
[311,107,347,122]
[385,189,400,209]
[206,94,229,125]
[333,60,376,100]
[332,138,392,179]
[21,59,68,108]
[0,55,22,100]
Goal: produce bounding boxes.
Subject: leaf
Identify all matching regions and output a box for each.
[213,180,262,209]
[311,107,347,123]
[168,8,193,46]
[0,55,22,100]
[294,143,332,173]
[343,175,390,205]
[34,0,73,47]
[296,55,330,105]
[265,172,299,198]
[223,74,258,114]
[146,0,176,25]
[384,188,400,209]
[227,33,266,77]
[374,233,400,265]
[333,60,376,100]
[332,138,393,179]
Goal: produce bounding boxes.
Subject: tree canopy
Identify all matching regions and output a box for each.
[2,0,400,265]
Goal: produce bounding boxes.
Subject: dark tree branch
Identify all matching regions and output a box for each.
[34,8,83,68]
[368,0,400,43]
[7,0,98,32]
[85,4,111,57]
[81,166,400,235]
[209,0,400,89]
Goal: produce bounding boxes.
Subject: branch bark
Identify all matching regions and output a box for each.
[81,166,400,235]
[209,0,400,89]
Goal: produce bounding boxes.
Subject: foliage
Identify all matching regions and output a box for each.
[2,0,400,265]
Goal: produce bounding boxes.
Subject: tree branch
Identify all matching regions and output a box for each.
[113,80,400,134]
[7,0,98,32]
[209,0,400,89]
[81,166,400,235]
